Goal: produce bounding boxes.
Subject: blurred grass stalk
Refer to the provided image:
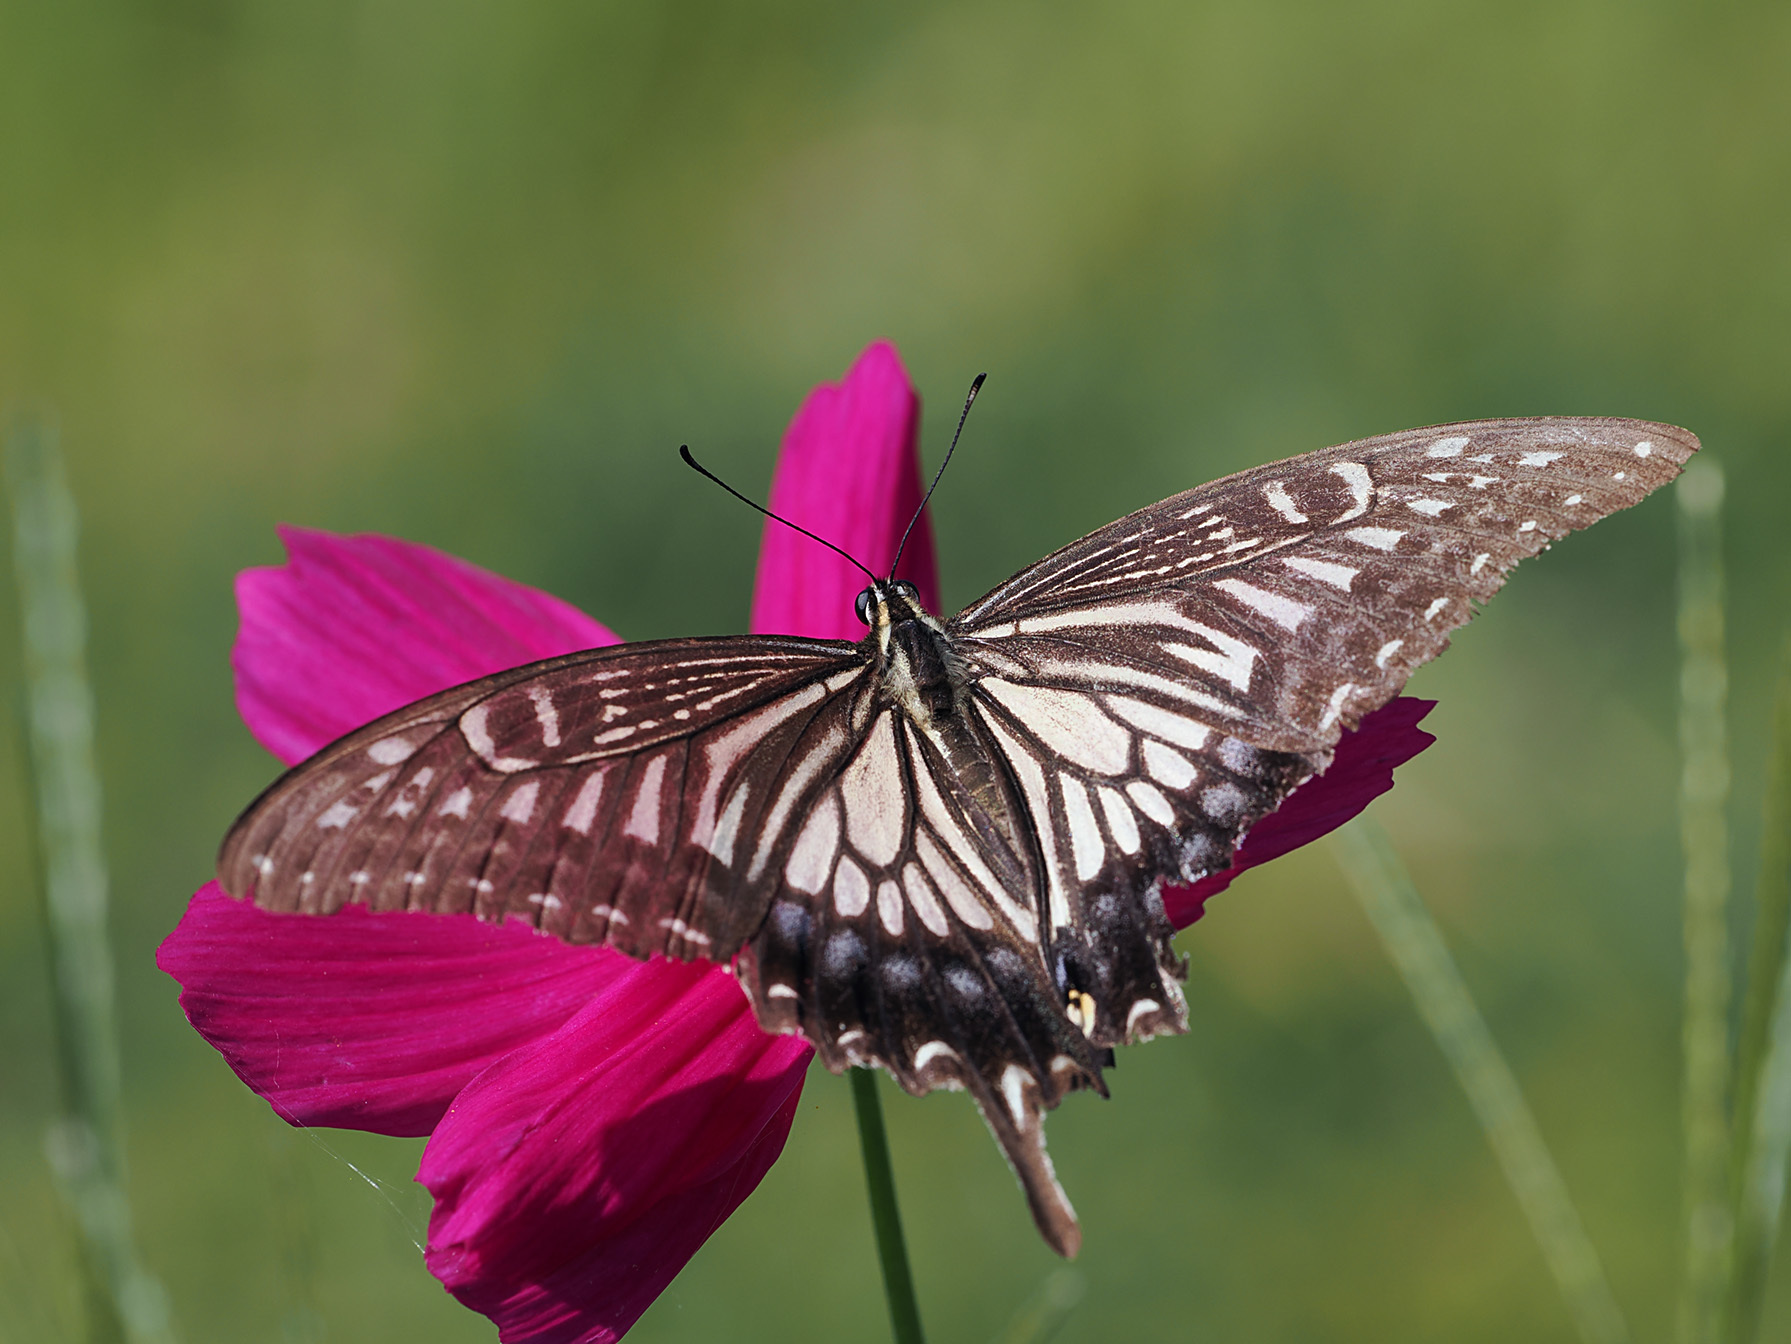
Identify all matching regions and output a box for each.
[1725,639,1791,1343]
[5,420,177,1344]
[1675,460,1732,1344]
[1332,820,1631,1344]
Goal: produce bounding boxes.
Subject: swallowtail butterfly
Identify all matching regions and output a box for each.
[219,415,1695,1255]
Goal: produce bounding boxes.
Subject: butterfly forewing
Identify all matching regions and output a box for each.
[954,417,1696,750]
[219,635,870,961]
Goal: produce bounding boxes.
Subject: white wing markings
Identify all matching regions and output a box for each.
[704,782,750,865]
[1097,786,1141,855]
[1213,578,1311,631]
[785,792,840,894]
[1425,435,1469,458]
[563,771,607,834]
[876,879,905,936]
[1330,462,1373,520]
[1142,739,1196,790]
[1023,653,1245,720]
[840,713,907,866]
[1520,451,1564,467]
[688,681,830,858]
[834,856,871,917]
[980,680,1131,775]
[907,728,1032,936]
[459,703,537,773]
[1281,556,1358,591]
[1162,621,1258,692]
[748,722,848,881]
[915,832,995,931]
[1318,683,1355,732]
[1405,498,1455,517]
[902,862,950,937]
[1126,780,1175,827]
[1060,777,1105,881]
[1263,480,1308,523]
[367,736,416,765]
[527,687,561,747]
[1103,695,1212,750]
[622,757,665,843]
[500,780,541,825]
[1345,527,1404,551]
[980,714,1065,939]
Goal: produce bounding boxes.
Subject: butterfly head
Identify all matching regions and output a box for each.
[855,577,928,630]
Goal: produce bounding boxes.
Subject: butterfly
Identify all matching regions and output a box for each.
[218,414,1695,1256]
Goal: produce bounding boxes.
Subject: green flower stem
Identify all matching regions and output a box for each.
[850,1067,925,1344]
[1725,637,1791,1344]
[1675,460,1733,1344]
[5,421,176,1344]
[1332,819,1630,1344]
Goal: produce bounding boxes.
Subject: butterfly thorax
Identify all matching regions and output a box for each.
[860,578,960,727]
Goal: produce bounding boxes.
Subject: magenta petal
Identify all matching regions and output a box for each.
[1160,698,1438,928]
[237,527,618,766]
[419,960,810,1343]
[158,884,626,1136]
[750,341,938,640]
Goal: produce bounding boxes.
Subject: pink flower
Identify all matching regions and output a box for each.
[160,342,1434,1342]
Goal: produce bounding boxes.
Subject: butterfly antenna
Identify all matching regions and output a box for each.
[679,444,877,581]
[890,372,985,579]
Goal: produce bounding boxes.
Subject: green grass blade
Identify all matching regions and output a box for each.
[5,420,178,1344]
[851,1067,926,1344]
[1332,819,1631,1344]
[1675,459,1733,1344]
[1725,637,1791,1343]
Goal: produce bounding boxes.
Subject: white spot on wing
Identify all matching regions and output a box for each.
[877,879,904,936]
[767,983,799,1000]
[1564,493,1583,506]
[1425,436,1469,458]
[528,687,562,747]
[840,714,907,865]
[1470,553,1491,574]
[1519,519,1537,532]
[1635,441,1653,457]
[1213,578,1311,631]
[1060,777,1105,880]
[1098,786,1141,854]
[1143,739,1196,790]
[563,772,606,834]
[1406,498,1455,517]
[1163,624,1258,692]
[459,704,537,773]
[1263,480,1308,523]
[980,681,1132,775]
[1318,683,1354,732]
[439,788,473,819]
[1345,527,1404,551]
[916,832,994,931]
[1104,695,1211,750]
[499,780,540,824]
[1374,639,1404,668]
[902,863,949,936]
[316,800,358,829]
[704,783,750,864]
[1425,597,1450,620]
[784,793,839,894]
[834,856,870,917]
[624,756,667,843]
[1001,1063,1030,1126]
[367,736,415,765]
[1330,462,1373,520]
[1282,555,1358,591]
[914,1040,958,1071]
[1126,998,1162,1036]
[1519,451,1564,467]
[1126,780,1175,826]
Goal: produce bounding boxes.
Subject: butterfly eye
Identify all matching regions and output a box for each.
[855,588,874,625]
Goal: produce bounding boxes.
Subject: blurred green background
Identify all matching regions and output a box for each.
[3,1,1789,1340]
